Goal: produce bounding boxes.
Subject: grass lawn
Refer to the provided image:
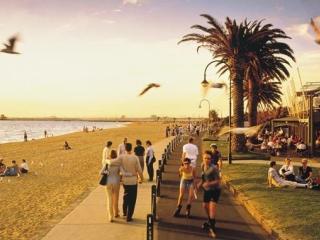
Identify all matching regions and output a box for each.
[223,163,320,240]
[202,139,270,160]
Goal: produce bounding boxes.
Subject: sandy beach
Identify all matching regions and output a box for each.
[0,122,167,240]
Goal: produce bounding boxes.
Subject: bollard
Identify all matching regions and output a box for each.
[163,152,167,165]
[156,171,161,197]
[151,185,157,217]
[158,159,162,172]
[146,214,154,240]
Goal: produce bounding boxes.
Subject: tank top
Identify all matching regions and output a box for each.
[181,167,193,180]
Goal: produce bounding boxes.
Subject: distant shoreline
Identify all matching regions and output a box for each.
[0,117,205,122]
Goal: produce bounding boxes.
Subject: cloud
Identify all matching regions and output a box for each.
[123,0,143,5]
[285,23,313,40]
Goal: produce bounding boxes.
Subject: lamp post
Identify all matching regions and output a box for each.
[199,99,211,133]
[202,60,232,164]
[198,99,211,119]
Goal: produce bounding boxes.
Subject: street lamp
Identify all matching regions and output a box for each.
[202,60,232,164]
[199,98,211,119]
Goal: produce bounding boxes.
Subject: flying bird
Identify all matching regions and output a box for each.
[217,124,264,138]
[1,35,20,54]
[138,83,160,96]
[310,18,320,44]
[202,81,228,97]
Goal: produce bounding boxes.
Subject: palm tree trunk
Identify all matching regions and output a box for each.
[230,63,246,152]
[248,79,258,126]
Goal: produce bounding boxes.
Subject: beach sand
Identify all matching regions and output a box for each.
[0,122,167,240]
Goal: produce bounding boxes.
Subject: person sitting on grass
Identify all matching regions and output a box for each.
[173,158,196,218]
[278,158,295,182]
[63,141,71,150]
[268,161,308,188]
[5,160,21,176]
[20,159,29,174]
[296,159,313,183]
[0,158,7,176]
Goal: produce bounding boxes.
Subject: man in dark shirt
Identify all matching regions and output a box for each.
[210,143,222,171]
[134,140,145,172]
[297,158,312,183]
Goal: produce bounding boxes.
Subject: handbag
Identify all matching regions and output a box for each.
[152,156,156,163]
[99,164,109,186]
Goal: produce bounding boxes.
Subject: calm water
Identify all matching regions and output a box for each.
[0,120,127,144]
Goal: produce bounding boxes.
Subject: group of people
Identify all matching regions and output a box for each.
[100,138,156,223]
[248,128,309,156]
[0,158,29,177]
[268,158,319,189]
[173,137,222,238]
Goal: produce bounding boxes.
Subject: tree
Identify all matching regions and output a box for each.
[244,21,295,126]
[209,109,219,122]
[0,114,7,120]
[180,15,253,152]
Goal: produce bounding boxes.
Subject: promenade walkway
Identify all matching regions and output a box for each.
[42,136,175,240]
[156,137,270,240]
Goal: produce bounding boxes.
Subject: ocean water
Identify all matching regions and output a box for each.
[0,120,127,144]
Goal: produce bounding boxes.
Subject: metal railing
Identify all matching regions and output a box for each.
[146,134,182,240]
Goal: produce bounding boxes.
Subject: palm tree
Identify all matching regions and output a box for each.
[179,15,255,152]
[245,77,282,114]
[244,21,295,126]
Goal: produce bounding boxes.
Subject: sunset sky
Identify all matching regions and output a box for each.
[0,0,319,118]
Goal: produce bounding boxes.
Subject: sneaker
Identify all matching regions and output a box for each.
[209,228,216,238]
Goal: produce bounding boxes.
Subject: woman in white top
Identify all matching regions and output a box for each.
[146,140,155,181]
[101,150,121,222]
[20,159,29,174]
[268,161,307,188]
[278,158,295,181]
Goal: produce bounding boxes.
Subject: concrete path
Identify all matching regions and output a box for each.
[156,137,271,240]
[42,136,175,240]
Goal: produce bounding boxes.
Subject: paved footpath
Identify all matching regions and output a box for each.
[42,136,175,240]
[156,137,271,240]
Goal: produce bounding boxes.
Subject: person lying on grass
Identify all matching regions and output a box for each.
[268,161,308,188]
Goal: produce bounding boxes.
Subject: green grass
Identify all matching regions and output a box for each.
[202,139,270,160]
[223,164,320,240]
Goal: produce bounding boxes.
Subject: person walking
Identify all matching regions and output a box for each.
[197,151,221,238]
[182,137,199,168]
[210,143,222,172]
[134,140,145,172]
[102,141,113,166]
[24,131,28,142]
[117,137,127,156]
[145,140,155,181]
[173,158,196,218]
[102,150,121,222]
[118,143,144,222]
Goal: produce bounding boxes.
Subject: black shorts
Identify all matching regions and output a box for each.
[203,188,221,203]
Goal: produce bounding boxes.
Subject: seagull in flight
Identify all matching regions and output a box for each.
[138,83,160,96]
[1,35,20,54]
[310,18,320,44]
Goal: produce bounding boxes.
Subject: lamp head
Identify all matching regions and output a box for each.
[201,79,209,88]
